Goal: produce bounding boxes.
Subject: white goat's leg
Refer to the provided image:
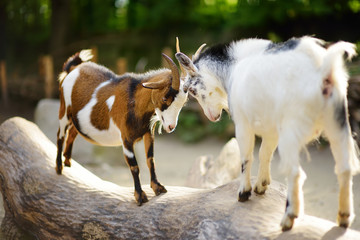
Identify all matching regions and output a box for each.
[337,171,354,227]
[278,131,306,231]
[254,137,278,195]
[324,107,357,228]
[236,125,255,202]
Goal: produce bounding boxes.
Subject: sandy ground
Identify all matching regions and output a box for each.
[1,100,360,234]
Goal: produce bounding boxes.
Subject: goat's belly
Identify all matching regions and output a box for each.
[86,120,123,146]
[251,119,277,137]
[76,116,123,147]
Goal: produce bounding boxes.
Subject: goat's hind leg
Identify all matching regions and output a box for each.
[324,105,358,228]
[236,124,255,202]
[63,124,78,167]
[56,119,70,174]
[278,129,306,231]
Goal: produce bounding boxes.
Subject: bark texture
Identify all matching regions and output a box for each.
[0,117,359,240]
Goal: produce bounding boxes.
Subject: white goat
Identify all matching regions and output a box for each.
[57,50,188,205]
[175,36,359,230]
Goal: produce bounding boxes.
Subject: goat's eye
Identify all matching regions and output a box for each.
[189,88,197,96]
[162,97,167,103]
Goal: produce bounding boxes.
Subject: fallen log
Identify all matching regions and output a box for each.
[0,117,359,240]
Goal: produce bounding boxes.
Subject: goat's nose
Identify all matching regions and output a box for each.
[169,125,174,131]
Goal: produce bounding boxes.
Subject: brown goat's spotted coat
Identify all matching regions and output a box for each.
[56,50,187,205]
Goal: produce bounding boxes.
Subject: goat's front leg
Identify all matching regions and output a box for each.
[143,132,167,196]
[123,140,148,206]
[254,137,278,195]
[236,125,255,202]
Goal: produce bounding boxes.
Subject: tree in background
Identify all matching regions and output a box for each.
[1,0,360,99]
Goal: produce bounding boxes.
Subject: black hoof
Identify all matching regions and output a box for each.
[64,159,71,167]
[55,166,63,175]
[238,190,251,202]
[135,191,148,206]
[155,185,167,196]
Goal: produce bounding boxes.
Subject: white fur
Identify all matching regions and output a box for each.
[106,95,115,111]
[123,146,135,159]
[76,81,123,146]
[177,36,359,230]
[62,68,80,107]
[158,83,188,133]
[79,49,93,62]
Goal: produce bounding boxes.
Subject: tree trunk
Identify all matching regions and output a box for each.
[49,0,70,55]
[0,117,359,240]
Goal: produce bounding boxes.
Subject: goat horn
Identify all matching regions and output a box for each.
[176,37,187,80]
[176,37,181,53]
[162,53,180,91]
[192,43,207,60]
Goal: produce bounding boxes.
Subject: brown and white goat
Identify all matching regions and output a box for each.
[56,50,187,205]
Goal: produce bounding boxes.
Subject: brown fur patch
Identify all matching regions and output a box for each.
[109,80,131,136]
[141,71,172,110]
[90,83,116,130]
[59,87,66,119]
[66,106,72,120]
[71,66,103,116]
[91,101,110,130]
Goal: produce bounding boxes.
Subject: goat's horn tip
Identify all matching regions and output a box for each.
[162,53,171,59]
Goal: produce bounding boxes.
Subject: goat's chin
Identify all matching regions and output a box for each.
[164,127,175,133]
[206,109,222,122]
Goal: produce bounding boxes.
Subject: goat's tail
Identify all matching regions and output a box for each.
[321,42,360,175]
[320,41,357,85]
[58,49,93,83]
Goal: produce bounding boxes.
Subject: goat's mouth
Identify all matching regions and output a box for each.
[207,109,221,122]
[164,125,175,133]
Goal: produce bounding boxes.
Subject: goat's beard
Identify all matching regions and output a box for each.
[150,114,163,135]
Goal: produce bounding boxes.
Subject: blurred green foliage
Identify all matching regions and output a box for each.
[3,0,360,53]
[3,0,360,76]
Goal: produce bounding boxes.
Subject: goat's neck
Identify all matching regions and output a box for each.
[132,84,156,114]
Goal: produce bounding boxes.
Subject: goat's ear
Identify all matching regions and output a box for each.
[142,79,169,90]
[175,52,198,74]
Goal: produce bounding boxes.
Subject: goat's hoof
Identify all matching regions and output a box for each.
[135,191,148,206]
[337,212,351,228]
[281,213,297,231]
[55,166,63,175]
[238,190,251,202]
[254,186,266,195]
[64,159,71,167]
[254,183,268,195]
[152,182,167,196]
